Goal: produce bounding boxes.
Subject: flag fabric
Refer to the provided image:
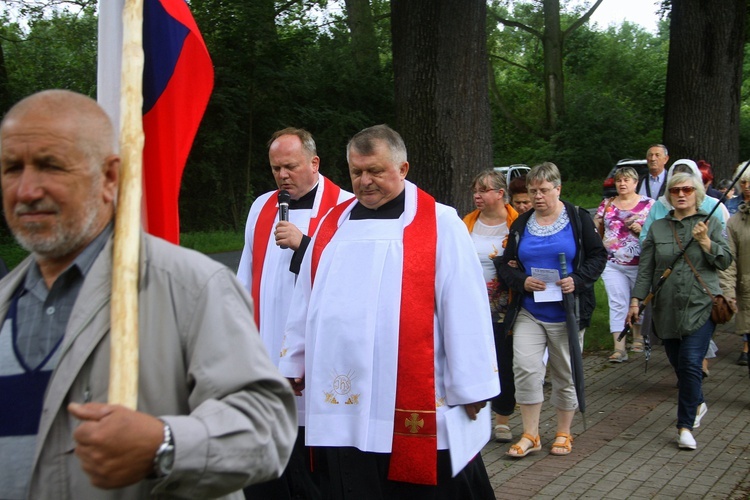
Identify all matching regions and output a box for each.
[97,0,214,244]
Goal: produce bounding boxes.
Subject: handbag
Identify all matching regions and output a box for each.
[671,223,736,324]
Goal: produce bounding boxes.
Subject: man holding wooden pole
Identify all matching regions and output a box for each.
[0,90,297,499]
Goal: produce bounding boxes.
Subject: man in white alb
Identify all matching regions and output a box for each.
[237,127,351,498]
[279,124,499,499]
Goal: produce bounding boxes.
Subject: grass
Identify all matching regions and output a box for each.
[179,230,244,254]
[585,279,611,353]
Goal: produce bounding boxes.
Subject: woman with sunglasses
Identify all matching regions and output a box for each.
[463,169,519,443]
[628,173,732,451]
[594,167,655,362]
[640,159,729,245]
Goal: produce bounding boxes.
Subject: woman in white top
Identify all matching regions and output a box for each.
[463,169,519,443]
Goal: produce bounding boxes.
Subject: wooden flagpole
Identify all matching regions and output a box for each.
[109,0,144,409]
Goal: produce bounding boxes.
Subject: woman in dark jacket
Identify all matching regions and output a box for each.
[497,162,606,458]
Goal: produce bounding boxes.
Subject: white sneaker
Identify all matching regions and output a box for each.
[694,403,708,428]
[677,429,697,450]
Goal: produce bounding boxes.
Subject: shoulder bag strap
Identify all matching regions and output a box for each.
[670,222,714,299]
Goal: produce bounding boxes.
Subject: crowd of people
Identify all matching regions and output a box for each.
[1,88,748,498]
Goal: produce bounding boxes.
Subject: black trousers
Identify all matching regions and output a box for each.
[317,447,494,500]
[490,322,516,416]
[244,427,321,500]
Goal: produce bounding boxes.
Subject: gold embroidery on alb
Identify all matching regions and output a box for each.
[435,397,446,408]
[405,413,424,433]
[324,369,359,405]
[279,334,288,358]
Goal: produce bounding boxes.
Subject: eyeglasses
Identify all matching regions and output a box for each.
[668,186,696,195]
[528,187,556,196]
[472,188,499,195]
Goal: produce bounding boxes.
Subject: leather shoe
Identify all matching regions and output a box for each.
[677,429,696,450]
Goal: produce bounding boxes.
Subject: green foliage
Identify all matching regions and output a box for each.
[487,3,669,179]
[562,179,604,208]
[0,6,97,106]
[0,235,27,270]
[0,0,745,236]
[182,0,394,232]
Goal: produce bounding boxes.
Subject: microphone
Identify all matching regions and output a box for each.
[278,190,291,249]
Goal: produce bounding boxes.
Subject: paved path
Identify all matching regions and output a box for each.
[483,325,750,499]
[208,250,241,272]
[208,251,750,498]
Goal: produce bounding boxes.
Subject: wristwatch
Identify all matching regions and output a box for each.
[153,421,175,478]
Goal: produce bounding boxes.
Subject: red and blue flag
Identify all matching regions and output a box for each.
[98,0,213,244]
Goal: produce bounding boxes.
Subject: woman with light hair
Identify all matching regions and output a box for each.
[629,172,732,450]
[640,159,729,244]
[463,169,519,443]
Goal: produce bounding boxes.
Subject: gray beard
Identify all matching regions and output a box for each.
[13,199,102,260]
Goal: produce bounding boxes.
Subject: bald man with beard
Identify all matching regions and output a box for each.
[0,90,296,499]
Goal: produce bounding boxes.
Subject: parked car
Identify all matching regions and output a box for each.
[602,159,648,198]
[494,164,530,187]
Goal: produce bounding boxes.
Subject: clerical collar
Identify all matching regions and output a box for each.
[289,183,318,210]
[350,189,406,220]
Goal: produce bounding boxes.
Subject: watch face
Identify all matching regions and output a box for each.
[158,445,175,476]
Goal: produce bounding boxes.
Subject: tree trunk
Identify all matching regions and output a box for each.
[344,0,380,76]
[0,42,12,115]
[543,0,564,133]
[663,0,747,179]
[391,0,492,216]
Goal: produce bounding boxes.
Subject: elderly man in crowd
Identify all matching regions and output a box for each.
[638,144,669,199]
[0,90,296,499]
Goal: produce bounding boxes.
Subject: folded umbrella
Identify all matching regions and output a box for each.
[559,253,586,430]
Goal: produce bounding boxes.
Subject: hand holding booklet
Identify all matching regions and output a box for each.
[530,267,562,302]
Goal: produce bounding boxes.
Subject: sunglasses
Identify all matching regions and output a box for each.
[668,186,696,195]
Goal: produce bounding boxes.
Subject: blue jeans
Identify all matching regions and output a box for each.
[663,318,714,430]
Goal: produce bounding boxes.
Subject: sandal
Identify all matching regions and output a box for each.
[608,350,628,363]
[630,340,644,353]
[506,432,541,458]
[550,432,573,456]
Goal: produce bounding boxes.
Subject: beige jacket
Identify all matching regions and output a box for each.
[0,233,297,499]
[721,203,750,334]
